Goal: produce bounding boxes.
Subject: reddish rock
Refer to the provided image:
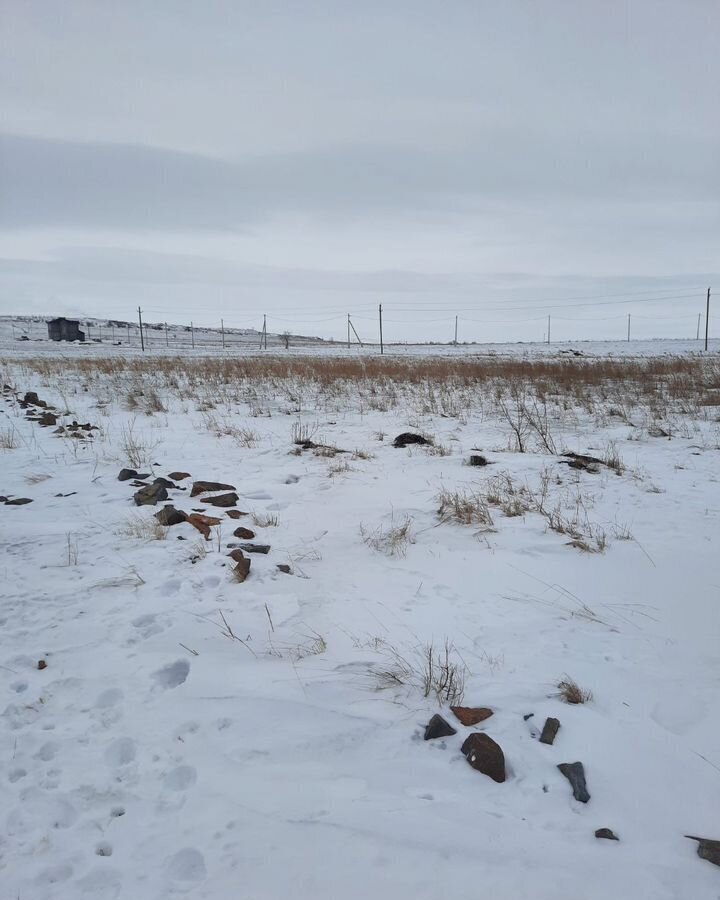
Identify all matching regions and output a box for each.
[37,659,47,670]
[451,706,494,726]
[200,492,239,508]
[233,526,256,540]
[461,733,506,783]
[232,552,251,583]
[168,471,191,481]
[191,480,236,497]
[226,510,247,519]
[186,513,222,540]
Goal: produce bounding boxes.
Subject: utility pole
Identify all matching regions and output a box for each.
[191,321,195,349]
[165,322,168,347]
[704,287,711,352]
[697,312,701,341]
[347,314,351,350]
[127,323,130,344]
[627,313,631,342]
[454,315,458,345]
[221,319,225,350]
[264,316,268,350]
[111,324,115,343]
[547,315,551,344]
[349,318,364,347]
[138,307,145,352]
[379,304,384,355]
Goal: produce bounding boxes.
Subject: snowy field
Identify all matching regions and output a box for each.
[2,348,720,899]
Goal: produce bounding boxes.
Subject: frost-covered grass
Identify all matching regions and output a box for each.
[1,347,720,900]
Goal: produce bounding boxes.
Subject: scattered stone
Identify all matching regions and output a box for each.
[37,659,47,670]
[133,482,168,506]
[38,411,57,426]
[54,492,77,498]
[226,510,247,519]
[393,432,431,448]
[451,706,494,726]
[5,497,33,505]
[595,829,619,841]
[227,549,246,562]
[154,506,187,527]
[276,564,292,574]
[560,452,603,473]
[168,471,191,481]
[424,714,457,740]
[153,477,180,489]
[191,480,236,497]
[461,733,506,783]
[468,455,489,466]
[685,835,720,867]
[118,468,138,481]
[232,542,270,555]
[201,492,239,508]
[557,762,590,803]
[539,717,561,745]
[523,713,534,721]
[233,526,256,540]
[24,391,47,407]
[234,560,251,582]
[186,512,222,540]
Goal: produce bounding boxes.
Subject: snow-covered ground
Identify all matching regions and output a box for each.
[1,348,719,899]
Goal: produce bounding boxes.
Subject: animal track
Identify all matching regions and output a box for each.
[152,659,190,690]
[168,847,206,882]
[8,767,27,783]
[104,737,137,767]
[95,688,124,708]
[163,765,197,791]
[35,741,58,761]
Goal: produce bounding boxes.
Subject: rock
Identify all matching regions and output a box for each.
[595,829,619,841]
[276,564,292,574]
[461,733,506,783]
[37,659,47,670]
[539,717,561,745]
[168,471,191,481]
[38,411,57,426]
[232,542,270,555]
[186,513,222,539]
[523,713,534,721]
[451,706,494,726]
[424,714,457,740]
[226,510,247,519]
[5,497,33,505]
[153,477,179,489]
[557,762,590,803]
[685,835,720,867]
[133,482,168,506]
[118,468,138,481]
[24,391,47,407]
[468,454,488,466]
[393,432,431,448]
[201,492,239,508]
[154,506,187,527]
[233,526,256,540]
[233,557,251,582]
[191,480,236,497]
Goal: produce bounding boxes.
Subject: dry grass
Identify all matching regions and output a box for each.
[372,638,466,705]
[436,488,494,528]
[361,514,415,557]
[119,421,159,468]
[252,510,279,527]
[556,676,593,704]
[0,427,19,449]
[117,514,169,541]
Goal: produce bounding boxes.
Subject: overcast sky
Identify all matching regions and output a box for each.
[1,1,718,342]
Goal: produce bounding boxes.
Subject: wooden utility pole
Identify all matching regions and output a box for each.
[547,315,551,344]
[349,318,364,347]
[191,321,195,349]
[379,304,384,355]
[138,307,145,352]
[454,315,458,345]
[627,314,631,342]
[221,319,225,350]
[347,314,351,349]
[127,323,130,344]
[165,322,169,347]
[705,287,711,351]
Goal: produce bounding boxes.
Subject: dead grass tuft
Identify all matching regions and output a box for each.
[556,676,593,704]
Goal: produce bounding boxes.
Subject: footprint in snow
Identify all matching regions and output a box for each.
[152,659,190,690]
[95,688,124,708]
[34,741,58,761]
[163,765,197,791]
[167,848,207,883]
[104,737,137,767]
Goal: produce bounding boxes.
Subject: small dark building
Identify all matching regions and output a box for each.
[47,318,85,342]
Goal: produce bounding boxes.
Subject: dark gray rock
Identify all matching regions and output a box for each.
[154,506,187,526]
[133,482,168,506]
[200,492,239,508]
[118,468,137,481]
[461,733,506,783]
[276,564,292,574]
[5,497,33,505]
[595,828,619,841]
[468,454,489,466]
[424,714,457,740]
[233,542,270,554]
[393,432,431,448]
[557,762,590,803]
[686,835,720,867]
[539,717,561,745]
[191,480,236,497]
